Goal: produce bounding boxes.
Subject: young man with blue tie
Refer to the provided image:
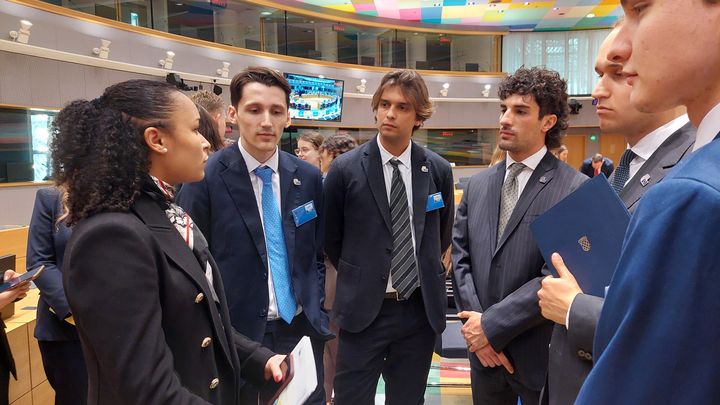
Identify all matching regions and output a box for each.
[323,70,454,405]
[177,67,331,404]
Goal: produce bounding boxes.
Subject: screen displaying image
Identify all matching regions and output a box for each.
[284,73,344,122]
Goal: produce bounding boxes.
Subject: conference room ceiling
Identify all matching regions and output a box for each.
[286,0,622,31]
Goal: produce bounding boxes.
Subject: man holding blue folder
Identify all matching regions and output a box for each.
[452,67,585,405]
[537,24,696,405]
[559,1,720,403]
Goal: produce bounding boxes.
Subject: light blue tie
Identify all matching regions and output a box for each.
[255,166,296,324]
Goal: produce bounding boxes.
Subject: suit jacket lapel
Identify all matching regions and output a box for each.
[487,162,505,250]
[620,123,695,210]
[279,152,299,271]
[362,138,392,233]
[410,143,429,251]
[218,148,268,271]
[494,152,556,255]
[132,195,233,365]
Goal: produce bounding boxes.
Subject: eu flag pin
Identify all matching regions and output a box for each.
[421,165,428,173]
[293,178,301,186]
[640,174,651,187]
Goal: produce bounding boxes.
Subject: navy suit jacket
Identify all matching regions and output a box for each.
[452,152,586,391]
[26,187,78,341]
[323,138,454,334]
[177,146,330,342]
[576,134,720,404]
[580,158,614,178]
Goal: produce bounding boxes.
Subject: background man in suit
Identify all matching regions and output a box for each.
[177,67,330,404]
[452,67,586,405]
[537,25,696,405]
[579,154,614,178]
[324,70,454,405]
[566,1,720,403]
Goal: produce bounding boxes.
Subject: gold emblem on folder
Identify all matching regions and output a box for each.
[578,236,591,252]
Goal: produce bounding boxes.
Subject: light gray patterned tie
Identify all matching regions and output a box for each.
[388,158,419,299]
[497,163,526,246]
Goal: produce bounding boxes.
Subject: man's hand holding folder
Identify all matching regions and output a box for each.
[538,253,583,325]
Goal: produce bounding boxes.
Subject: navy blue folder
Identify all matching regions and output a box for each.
[530,174,631,297]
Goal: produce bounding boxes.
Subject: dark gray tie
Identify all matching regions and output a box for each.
[611,149,637,194]
[497,162,526,246]
[388,158,419,299]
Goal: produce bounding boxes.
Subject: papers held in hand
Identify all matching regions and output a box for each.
[530,175,630,297]
[259,335,317,405]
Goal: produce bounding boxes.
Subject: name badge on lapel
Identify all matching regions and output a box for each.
[292,201,317,227]
[426,192,444,212]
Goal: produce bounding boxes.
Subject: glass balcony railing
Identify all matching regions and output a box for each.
[39,0,501,72]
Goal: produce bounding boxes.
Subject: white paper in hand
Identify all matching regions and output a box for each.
[276,336,317,405]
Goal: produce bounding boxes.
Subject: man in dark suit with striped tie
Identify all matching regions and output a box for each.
[324,70,454,405]
[452,67,586,405]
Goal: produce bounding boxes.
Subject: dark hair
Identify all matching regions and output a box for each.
[320,133,357,158]
[592,153,604,163]
[51,79,181,225]
[230,67,291,109]
[298,131,324,150]
[196,103,224,152]
[371,70,433,131]
[498,66,569,149]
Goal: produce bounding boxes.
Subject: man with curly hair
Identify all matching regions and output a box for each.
[452,67,586,405]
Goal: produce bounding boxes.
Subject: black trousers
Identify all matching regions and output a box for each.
[0,364,8,405]
[333,291,436,405]
[469,352,540,405]
[38,340,88,405]
[239,311,326,405]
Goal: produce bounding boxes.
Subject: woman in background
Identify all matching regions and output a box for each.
[51,79,285,404]
[295,131,324,169]
[196,104,224,153]
[318,133,357,404]
[27,186,88,405]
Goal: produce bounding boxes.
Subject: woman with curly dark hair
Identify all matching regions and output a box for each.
[51,79,285,405]
[318,133,357,178]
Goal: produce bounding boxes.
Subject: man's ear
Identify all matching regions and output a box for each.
[285,111,292,129]
[144,126,167,154]
[541,114,558,133]
[227,106,238,124]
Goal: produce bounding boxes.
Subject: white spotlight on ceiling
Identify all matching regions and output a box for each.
[356,78,367,93]
[159,51,175,69]
[440,82,450,97]
[216,61,230,78]
[481,84,492,97]
[92,39,111,59]
[9,19,33,44]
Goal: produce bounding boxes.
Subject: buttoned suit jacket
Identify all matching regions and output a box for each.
[576,132,720,404]
[544,123,696,405]
[63,193,273,405]
[177,146,331,342]
[323,137,454,334]
[452,152,586,391]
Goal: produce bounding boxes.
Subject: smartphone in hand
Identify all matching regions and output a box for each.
[258,355,294,405]
[0,265,45,293]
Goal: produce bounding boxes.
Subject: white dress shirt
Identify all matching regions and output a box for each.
[377,138,417,293]
[238,141,302,321]
[694,102,720,152]
[505,145,548,196]
[623,114,690,187]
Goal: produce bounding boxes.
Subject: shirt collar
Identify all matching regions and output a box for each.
[377,136,412,168]
[238,138,279,174]
[694,101,720,152]
[506,145,547,172]
[631,114,690,161]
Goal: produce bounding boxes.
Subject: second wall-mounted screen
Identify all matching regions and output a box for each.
[284,73,344,122]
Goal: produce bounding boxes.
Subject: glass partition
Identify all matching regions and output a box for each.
[0,106,57,183]
[39,0,501,72]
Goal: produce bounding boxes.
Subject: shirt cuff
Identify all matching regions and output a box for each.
[565,293,581,330]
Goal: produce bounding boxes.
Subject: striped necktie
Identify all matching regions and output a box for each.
[388,158,419,299]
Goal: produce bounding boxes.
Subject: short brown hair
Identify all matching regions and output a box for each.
[298,131,324,149]
[196,104,224,152]
[230,67,291,109]
[371,70,433,131]
[191,90,224,115]
[320,133,357,158]
[498,66,569,149]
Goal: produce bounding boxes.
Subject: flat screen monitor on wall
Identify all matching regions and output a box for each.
[284,73,344,122]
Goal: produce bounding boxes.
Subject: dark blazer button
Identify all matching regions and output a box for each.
[263,272,268,280]
[585,353,593,361]
[260,308,267,317]
[578,350,586,357]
